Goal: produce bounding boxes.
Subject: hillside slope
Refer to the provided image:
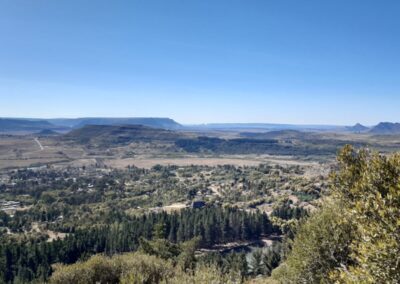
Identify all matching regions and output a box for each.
[64,124,181,146]
[346,123,369,133]
[370,122,400,135]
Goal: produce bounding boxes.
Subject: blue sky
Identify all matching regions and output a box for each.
[0,0,399,125]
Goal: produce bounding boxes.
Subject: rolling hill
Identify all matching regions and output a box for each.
[370,122,400,135]
[63,124,182,146]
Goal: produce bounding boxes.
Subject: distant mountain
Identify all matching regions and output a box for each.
[187,123,345,132]
[346,123,369,133]
[240,130,310,140]
[0,118,58,133]
[49,117,182,130]
[64,124,182,146]
[370,122,400,135]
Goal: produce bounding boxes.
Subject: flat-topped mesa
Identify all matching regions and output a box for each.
[50,117,182,130]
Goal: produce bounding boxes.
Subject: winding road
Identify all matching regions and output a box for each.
[34,138,44,151]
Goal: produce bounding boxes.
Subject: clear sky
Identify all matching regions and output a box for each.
[0,0,399,125]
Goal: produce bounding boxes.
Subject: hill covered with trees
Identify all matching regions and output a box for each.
[63,124,182,146]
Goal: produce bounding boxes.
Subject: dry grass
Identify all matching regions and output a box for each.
[161,203,188,213]
[0,134,351,175]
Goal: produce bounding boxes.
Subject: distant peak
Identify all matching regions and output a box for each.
[346,123,369,133]
[370,122,400,135]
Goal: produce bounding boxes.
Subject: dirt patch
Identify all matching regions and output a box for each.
[31,222,68,242]
[162,203,188,213]
[46,230,67,242]
[209,184,222,197]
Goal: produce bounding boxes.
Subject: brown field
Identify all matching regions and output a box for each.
[3,132,397,175]
[0,136,71,169]
[0,134,329,171]
[0,134,331,178]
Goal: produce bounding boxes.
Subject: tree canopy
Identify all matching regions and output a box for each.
[271,146,400,283]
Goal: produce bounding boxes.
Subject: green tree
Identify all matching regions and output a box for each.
[177,237,201,272]
[272,146,400,283]
[330,146,400,282]
[271,201,354,283]
[249,249,264,276]
[153,222,166,239]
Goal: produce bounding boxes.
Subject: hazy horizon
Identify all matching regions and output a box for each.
[0,116,389,127]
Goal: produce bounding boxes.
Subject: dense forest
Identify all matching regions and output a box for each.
[0,206,278,283]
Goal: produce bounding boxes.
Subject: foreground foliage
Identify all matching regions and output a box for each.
[271,202,354,283]
[50,239,242,284]
[271,146,400,283]
[331,146,400,282]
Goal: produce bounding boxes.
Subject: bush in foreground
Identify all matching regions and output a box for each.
[271,146,400,283]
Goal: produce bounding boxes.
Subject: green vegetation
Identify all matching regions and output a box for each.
[0,153,321,283]
[0,206,278,282]
[50,252,241,284]
[270,146,400,283]
[175,136,347,156]
[2,135,399,283]
[0,163,320,231]
[64,124,179,146]
[48,232,283,283]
